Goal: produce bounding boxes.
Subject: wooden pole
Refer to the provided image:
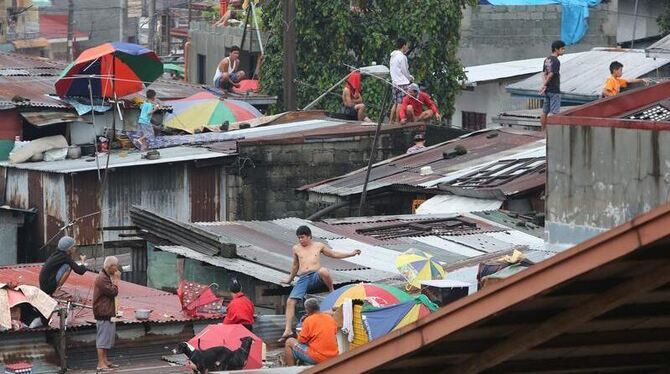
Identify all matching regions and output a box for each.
[148,0,156,50]
[358,86,392,216]
[281,0,297,111]
[58,308,68,373]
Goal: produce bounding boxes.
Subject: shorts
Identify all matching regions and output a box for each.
[215,72,240,90]
[55,264,71,284]
[542,92,561,114]
[292,343,316,365]
[342,105,358,120]
[289,271,324,300]
[393,84,410,104]
[96,319,116,349]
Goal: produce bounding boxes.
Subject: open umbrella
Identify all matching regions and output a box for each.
[163,92,262,134]
[187,323,263,369]
[395,248,445,290]
[320,283,413,312]
[55,42,163,98]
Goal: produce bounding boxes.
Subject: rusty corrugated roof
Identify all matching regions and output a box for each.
[0,263,221,328]
[303,128,545,197]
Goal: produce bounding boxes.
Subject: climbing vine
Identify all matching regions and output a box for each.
[260,0,477,118]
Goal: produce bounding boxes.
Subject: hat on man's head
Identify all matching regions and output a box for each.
[408,83,420,93]
[414,133,425,141]
[58,236,76,252]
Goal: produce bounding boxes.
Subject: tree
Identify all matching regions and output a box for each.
[660,0,670,35]
[260,0,477,118]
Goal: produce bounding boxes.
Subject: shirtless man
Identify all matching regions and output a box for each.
[279,225,361,342]
[213,46,246,91]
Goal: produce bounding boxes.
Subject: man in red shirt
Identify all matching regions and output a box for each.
[223,279,255,332]
[399,83,441,124]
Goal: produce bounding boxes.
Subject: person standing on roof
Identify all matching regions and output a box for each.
[94,256,120,372]
[539,40,565,131]
[223,278,255,332]
[213,46,246,92]
[284,298,338,366]
[399,84,441,124]
[390,38,414,123]
[39,236,88,296]
[406,133,427,154]
[602,61,649,97]
[278,225,361,343]
[341,70,367,121]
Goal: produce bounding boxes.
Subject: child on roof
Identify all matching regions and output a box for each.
[602,61,649,97]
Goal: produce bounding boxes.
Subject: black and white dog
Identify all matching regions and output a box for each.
[176,340,232,374]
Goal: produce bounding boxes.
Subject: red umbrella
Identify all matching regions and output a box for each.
[187,323,263,369]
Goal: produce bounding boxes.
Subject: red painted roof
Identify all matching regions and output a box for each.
[0,264,222,329]
[39,14,88,40]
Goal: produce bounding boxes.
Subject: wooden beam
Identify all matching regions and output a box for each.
[444,261,670,374]
[490,352,670,373]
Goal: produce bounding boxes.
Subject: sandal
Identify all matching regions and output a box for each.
[96,368,113,373]
[107,363,119,368]
[277,332,293,343]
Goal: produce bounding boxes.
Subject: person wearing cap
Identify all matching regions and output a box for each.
[399,83,441,124]
[406,133,427,154]
[223,278,255,332]
[39,236,89,296]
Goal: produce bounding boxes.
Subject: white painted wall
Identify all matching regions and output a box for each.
[451,76,534,129]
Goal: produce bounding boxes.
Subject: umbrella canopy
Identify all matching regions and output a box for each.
[320,283,413,312]
[163,63,185,74]
[55,42,163,98]
[0,284,57,330]
[163,92,262,134]
[395,248,445,289]
[187,323,263,369]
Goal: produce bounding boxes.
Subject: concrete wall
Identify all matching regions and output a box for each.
[459,4,617,66]
[187,22,266,84]
[227,131,418,221]
[48,0,138,44]
[617,0,663,43]
[546,125,670,248]
[452,76,536,129]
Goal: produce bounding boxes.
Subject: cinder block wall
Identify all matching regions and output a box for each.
[226,132,414,221]
[546,125,670,248]
[459,4,616,66]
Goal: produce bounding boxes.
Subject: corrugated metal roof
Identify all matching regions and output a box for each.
[464,53,583,85]
[507,48,670,102]
[416,195,503,214]
[0,263,220,328]
[0,146,231,173]
[647,34,670,59]
[305,129,544,197]
[20,111,81,126]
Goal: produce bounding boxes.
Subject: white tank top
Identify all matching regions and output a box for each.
[213,57,238,84]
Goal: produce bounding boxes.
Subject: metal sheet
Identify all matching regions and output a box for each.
[415,195,503,215]
[20,111,81,127]
[189,164,219,222]
[412,236,486,258]
[440,233,516,253]
[70,172,101,246]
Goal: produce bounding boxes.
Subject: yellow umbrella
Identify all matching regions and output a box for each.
[395,248,445,290]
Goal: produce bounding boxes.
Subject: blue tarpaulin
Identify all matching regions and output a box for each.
[479,0,602,45]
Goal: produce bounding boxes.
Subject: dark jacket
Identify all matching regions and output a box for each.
[39,250,88,295]
[93,269,118,320]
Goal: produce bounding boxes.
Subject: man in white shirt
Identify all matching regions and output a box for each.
[213,45,246,91]
[389,38,413,123]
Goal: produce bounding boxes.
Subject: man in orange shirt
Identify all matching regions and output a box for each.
[284,298,338,366]
[602,61,648,97]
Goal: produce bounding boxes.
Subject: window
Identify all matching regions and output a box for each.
[462,111,486,131]
[197,54,206,84]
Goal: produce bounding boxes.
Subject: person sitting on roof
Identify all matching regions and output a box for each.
[341,71,367,121]
[406,133,427,154]
[399,83,441,124]
[223,278,255,332]
[213,46,246,92]
[284,298,338,366]
[602,61,649,98]
[39,236,88,297]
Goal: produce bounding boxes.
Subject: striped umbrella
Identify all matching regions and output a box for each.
[320,283,413,312]
[395,248,445,290]
[55,42,162,98]
[163,92,262,134]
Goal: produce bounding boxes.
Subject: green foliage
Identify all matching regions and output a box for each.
[659,0,670,35]
[260,0,477,117]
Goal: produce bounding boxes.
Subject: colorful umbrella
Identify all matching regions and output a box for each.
[163,92,262,134]
[188,323,263,369]
[395,248,445,289]
[55,42,163,98]
[320,283,413,312]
